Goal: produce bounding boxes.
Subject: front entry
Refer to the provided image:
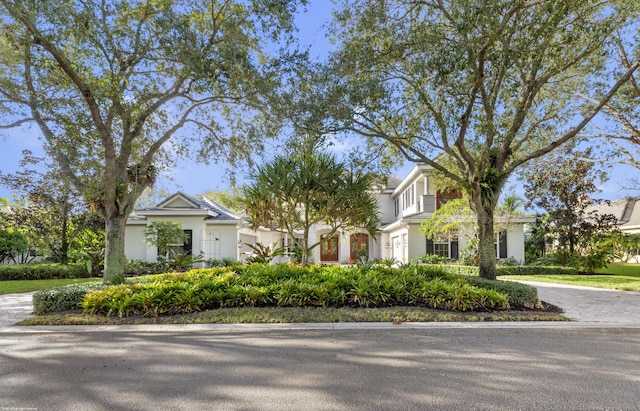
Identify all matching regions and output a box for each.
[350,234,369,261]
[320,235,339,262]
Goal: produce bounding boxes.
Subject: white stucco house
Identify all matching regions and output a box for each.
[124,165,534,265]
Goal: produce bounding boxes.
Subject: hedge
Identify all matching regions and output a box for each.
[425,264,580,277]
[496,266,580,276]
[0,264,90,281]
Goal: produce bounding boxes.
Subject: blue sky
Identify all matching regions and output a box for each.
[1,2,638,205]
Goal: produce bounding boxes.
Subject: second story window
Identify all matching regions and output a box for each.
[402,184,415,210]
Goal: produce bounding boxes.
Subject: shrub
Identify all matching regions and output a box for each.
[497,257,520,266]
[496,266,579,276]
[33,282,107,314]
[463,276,538,306]
[125,260,169,276]
[429,264,479,277]
[78,264,512,317]
[0,263,89,281]
[414,254,447,264]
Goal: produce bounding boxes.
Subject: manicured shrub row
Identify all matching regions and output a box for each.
[0,264,90,281]
[125,260,170,276]
[496,266,580,276]
[434,264,480,276]
[80,264,512,318]
[33,282,108,315]
[432,265,580,277]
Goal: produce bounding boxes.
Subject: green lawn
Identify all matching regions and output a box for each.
[502,263,640,291]
[597,263,640,277]
[0,278,101,295]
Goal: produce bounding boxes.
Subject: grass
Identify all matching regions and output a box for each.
[501,263,640,291]
[19,305,568,326]
[0,278,101,295]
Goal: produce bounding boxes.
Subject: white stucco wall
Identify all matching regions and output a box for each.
[506,225,526,264]
[124,223,147,261]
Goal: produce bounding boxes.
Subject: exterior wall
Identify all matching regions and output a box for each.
[125,217,240,263]
[124,223,149,261]
[376,192,396,224]
[204,224,240,261]
[506,225,526,264]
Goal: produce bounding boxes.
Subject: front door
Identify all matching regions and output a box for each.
[320,235,339,262]
[350,234,369,261]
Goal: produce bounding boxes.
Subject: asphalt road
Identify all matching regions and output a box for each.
[2,327,640,410]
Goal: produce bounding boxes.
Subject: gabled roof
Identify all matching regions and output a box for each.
[133,191,240,222]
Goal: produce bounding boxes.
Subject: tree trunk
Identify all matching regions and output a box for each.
[469,176,503,280]
[301,226,310,267]
[476,207,497,280]
[103,212,127,284]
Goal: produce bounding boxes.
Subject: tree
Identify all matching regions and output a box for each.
[143,221,188,260]
[522,147,618,264]
[328,0,639,279]
[201,189,245,214]
[0,0,305,283]
[421,196,524,261]
[590,6,640,185]
[0,150,102,264]
[242,148,381,266]
[0,219,28,263]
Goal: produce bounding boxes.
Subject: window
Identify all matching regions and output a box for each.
[402,184,415,210]
[495,231,507,258]
[164,229,193,258]
[394,198,400,216]
[426,236,459,259]
[433,242,449,257]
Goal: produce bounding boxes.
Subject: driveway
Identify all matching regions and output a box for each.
[521,281,640,326]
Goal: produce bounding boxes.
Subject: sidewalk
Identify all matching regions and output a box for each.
[2,283,640,330]
[0,291,35,328]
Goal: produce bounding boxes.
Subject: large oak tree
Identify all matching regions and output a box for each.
[328,0,639,279]
[0,0,305,283]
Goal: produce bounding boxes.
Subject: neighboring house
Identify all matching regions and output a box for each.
[585,197,640,263]
[585,197,640,235]
[125,165,534,265]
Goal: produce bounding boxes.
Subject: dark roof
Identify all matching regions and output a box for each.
[586,197,640,228]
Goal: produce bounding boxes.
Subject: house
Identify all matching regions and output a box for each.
[124,165,534,265]
[585,197,640,262]
[585,197,640,235]
[375,165,533,264]
[124,192,248,263]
